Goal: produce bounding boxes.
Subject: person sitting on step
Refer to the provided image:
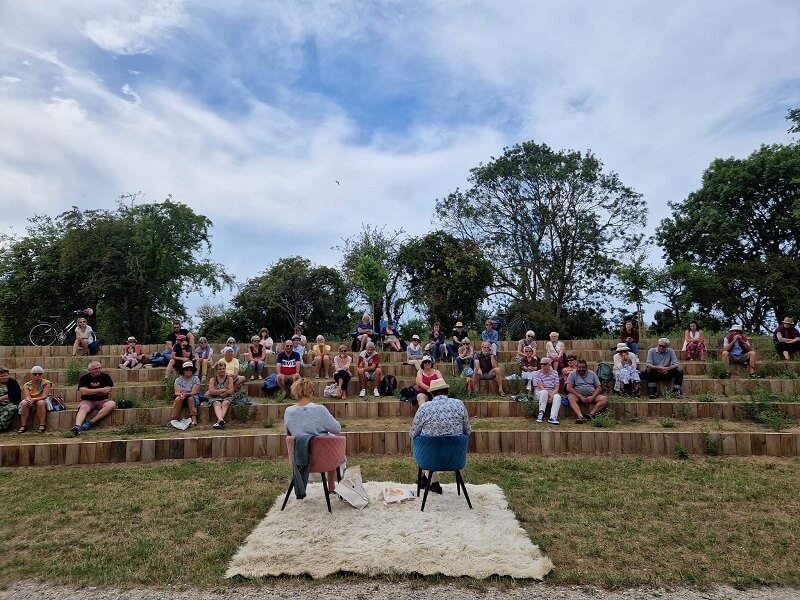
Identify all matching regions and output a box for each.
[613,343,640,396]
[415,356,444,406]
[455,337,474,376]
[119,336,145,369]
[471,341,506,397]
[532,358,561,425]
[18,366,51,433]
[311,335,332,379]
[207,361,233,429]
[516,330,537,364]
[357,342,383,398]
[276,339,303,397]
[775,317,800,361]
[644,338,684,398]
[682,320,706,361]
[218,347,246,390]
[566,359,608,424]
[406,335,424,370]
[520,345,540,392]
[333,344,352,400]
[721,324,758,378]
[247,335,266,380]
[171,361,200,427]
[0,366,22,433]
[72,361,116,435]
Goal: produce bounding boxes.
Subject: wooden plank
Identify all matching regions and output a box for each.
[648,432,664,456]
[540,430,554,454]
[720,433,736,456]
[514,431,529,454]
[780,434,795,457]
[110,440,127,463]
[78,442,96,465]
[266,434,281,458]
[765,434,781,457]
[474,431,488,454]
[140,439,155,462]
[239,435,254,458]
[197,437,212,459]
[385,430,398,454]
[580,431,595,454]
[33,444,50,466]
[750,433,766,455]
[126,439,142,462]
[254,435,268,458]
[527,431,542,455]
[224,436,240,458]
[487,431,501,455]
[211,436,226,458]
[499,431,515,453]
[607,432,622,455]
[155,439,171,461]
[65,443,79,465]
[594,431,609,455]
[371,432,385,455]
[734,432,751,456]
[567,432,581,454]
[358,432,373,454]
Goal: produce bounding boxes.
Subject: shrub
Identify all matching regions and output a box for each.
[162,375,178,401]
[700,427,720,456]
[121,419,148,435]
[742,386,795,431]
[706,360,730,380]
[230,392,253,422]
[261,418,274,429]
[694,393,716,403]
[674,442,690,460]
[659,418,675,428]
[274,391,286,403]
[674,402,690,420]
[590,413,615,428]
[66,357,89,385]
[447,377,467,399]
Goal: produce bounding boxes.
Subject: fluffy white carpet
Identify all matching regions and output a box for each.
[226,481,553,580]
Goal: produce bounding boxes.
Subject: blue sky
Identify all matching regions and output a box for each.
[1,1,798,324]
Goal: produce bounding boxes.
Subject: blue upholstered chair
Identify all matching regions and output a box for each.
[412,434,472,511]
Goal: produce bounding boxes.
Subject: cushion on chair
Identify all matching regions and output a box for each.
[412,435,469,472]
[286,435,346,473]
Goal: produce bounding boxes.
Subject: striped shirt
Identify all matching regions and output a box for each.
[533,369,560,391]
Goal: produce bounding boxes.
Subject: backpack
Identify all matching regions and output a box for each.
[399,385,417,402]
[261,373,279,394]
[379,375,397,397]
[596,361,613,382]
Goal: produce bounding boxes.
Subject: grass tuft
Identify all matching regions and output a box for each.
[261,418,275,429]
[658,418,676,428]
[673,442,690,459]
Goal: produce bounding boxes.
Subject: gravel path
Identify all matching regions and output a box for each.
[2,581,799,600]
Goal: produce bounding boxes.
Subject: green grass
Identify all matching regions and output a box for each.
[2,456,799,589]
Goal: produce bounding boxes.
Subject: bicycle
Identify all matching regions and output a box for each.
[29,308,94,346]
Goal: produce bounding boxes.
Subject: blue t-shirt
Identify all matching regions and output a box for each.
[482,330,499,344]
[176,375,200,394]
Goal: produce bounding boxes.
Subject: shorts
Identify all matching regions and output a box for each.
[480,372,496,380]
[207,396,231,405]
[729,353,750,365]
[365,371,377,381]
[79,399,114,412]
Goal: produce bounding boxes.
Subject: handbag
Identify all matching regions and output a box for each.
[333,465,369,509]
[323,383,339,397]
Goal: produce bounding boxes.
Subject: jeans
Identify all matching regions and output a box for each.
[249,360,265,375]
[643,367,683,389]
[430,342,447,362]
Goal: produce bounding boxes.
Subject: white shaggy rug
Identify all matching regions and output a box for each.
[226,481,553,580]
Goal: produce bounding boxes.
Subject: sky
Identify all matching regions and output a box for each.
[1,0,798,323]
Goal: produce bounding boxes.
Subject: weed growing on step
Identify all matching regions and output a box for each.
[521,396,539,420]
[674,442,690,459]
[340,421,347,430]
[700,427,720,456]
[777,366,800,379]
[742,387,795,431]
[446,377,467,398]
[706,360,730,380]
[659,418,675,428]
[161,375,178,401]
[674,401,690,420]
[590,413,615,428]
[694,393,716,403]
[261,418,274,429]
[230,393,253,422]
[274,391,286,403]
[121,419,148,436]
[66,357,89,385]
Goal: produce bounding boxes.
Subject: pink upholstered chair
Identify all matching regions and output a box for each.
[281,435,347,513]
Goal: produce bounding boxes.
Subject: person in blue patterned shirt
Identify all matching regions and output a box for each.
[409,378,471,494]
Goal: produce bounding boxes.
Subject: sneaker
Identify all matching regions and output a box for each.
[133,363,143,369]
[575,416,589,424]
[536,410,544,423]
[359,389,366,398]
[82,421,93,431]
[119,364,127,369]
[71,424,81,436]
[649,391,657,400]
[249,375,255,380]
[547,417,559,425]
[373,388,381,397]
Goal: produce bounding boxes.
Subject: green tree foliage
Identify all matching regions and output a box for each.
[0,197,230,344]
[656,142,800,331]
[336,225,407,323]
[207,256,352,342]
[397,231,493,326]
[435,141,646,322]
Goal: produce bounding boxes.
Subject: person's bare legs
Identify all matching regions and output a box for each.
[322,355,331,378]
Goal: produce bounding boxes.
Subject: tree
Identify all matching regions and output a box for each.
[656,142,800,331]
[435,141,646,322]
[230,256,352,341]
[336,225,407,323]
[397,231,493,326]
[0,196,231,343]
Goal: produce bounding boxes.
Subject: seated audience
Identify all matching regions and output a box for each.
[18,366,51,433]
[682,320,706,361]
[455,337,474,376]
[448,321,467,358]
[561,354,578,389]
[284,377,342,493]
[409,378,471,495]
[72,316,98,356]
[277,339,303,397]
[381,321,402,351]
[195,337,214,381]
[520,345,540,391]
[406,334,424,370]
[171,361,200,427]
[206,361,233,429]
[218,346,246,390]
[472,341,506,397]
[166,320,195,349]
[119,336,145,369]
[247,335,266,380]
[481,320,499,355]
[291,335,306,360]
[356,314,375,351]
[358,342,383,398]
[165,334,193,377]
[775,317,800,361]
[721,325,758,377]
[293,325,308,351]
[644,338,684,398]
[0,366,22,432]
[258,327,274,354]
[533,358,561,425]
[566,359,608,423]
[516,330,537,364]
[619,320,639,356]
[613,343,641,396]
[333,344,352,400]
[415,356,444,406]
[428,322,447,363]
[225,337,240,358]
[312,335,332,379]
[72,361,115,435]
[545,331,565,371]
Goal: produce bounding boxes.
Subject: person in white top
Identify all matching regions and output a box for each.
[545,332,565,371]
[613,343,640,396]
[258,327,274,354]
[682,320,706,361]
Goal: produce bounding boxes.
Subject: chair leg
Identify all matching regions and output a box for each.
[421,470,434,512]
[321,473,332,513]
[416,467,422,498]
[280,479,294,511]
[336,466,342,482]
[455,470,461,496]
[455,470,472,509]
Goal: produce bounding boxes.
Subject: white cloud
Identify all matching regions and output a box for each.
[82,0,186,55]
[0,76,21,84]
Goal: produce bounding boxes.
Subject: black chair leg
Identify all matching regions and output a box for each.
[416,467,422,498]
[455,470,472,509]
[421,470,434,511]
[321,473,332,513]
[280,479,294,511]
[336,466,342,482]
[456,470,461,496]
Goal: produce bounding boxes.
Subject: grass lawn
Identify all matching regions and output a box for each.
[1,455,799,589]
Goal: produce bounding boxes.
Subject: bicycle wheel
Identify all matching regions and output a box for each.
[29,323,59,346]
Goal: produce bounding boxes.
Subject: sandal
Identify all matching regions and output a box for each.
[212,421,221,429]
[17,426,25,433]
[36,425,46,433]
